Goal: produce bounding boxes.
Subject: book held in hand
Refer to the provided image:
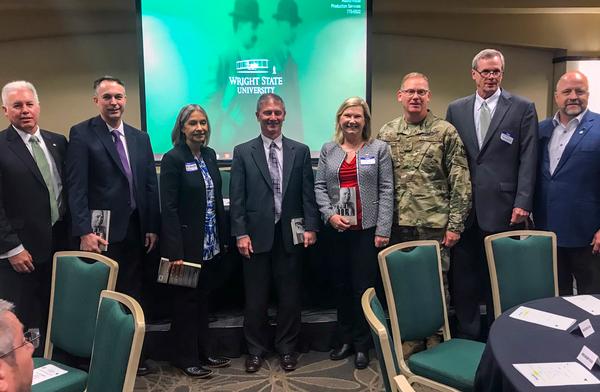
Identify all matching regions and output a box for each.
[90,209,110,252]
[156,257,202,288]
[336,187,357,225]
[291,217,305,245]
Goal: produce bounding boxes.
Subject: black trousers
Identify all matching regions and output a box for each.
[170,257,221,368]
[557,245,600,295]
[243,222,302,356]
[330,227,378,352]
[0,220,68,356]
[104,211,144,301]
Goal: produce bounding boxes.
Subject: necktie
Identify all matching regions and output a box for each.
[268,142,282,222]
[111,130,136,210]
[479,101,492,146]
[29,136,59,224]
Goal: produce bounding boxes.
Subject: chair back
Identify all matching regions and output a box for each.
[394,375,416,392]
[86,290,145,392]
[485,230,558,318]
[45,251,118,359]
[378,241,450,359]
[220,168,231,198]
[362,288,399,392]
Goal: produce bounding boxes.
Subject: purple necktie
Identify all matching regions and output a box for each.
[111,130,136,210]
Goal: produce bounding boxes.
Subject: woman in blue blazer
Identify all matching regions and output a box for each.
[160,104,230,377]
[314,97,394,368]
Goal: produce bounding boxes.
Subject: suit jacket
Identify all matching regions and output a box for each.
[230,135,319,253]
[534,111,600,247]
[0,126,68,264]
[66,116,160,243]
[446,89,538,232]
[314,140,394,237]
[160,143,228,263]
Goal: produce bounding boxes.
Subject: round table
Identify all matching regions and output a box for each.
[474,296,600,392]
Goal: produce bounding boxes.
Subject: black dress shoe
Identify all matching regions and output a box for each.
[354,351,369,369]
[178,366,212,378]
[330,344,354,360]
[280,353,298,371]
[245,355,262,373]
[137,359,156,376]
[202,356,231,368]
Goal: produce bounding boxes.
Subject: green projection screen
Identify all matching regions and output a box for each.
[137,0,370,158]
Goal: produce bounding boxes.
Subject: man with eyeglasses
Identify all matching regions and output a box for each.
[534,71,600,294]
[0,299,35,392]
[446,48,538,340]
[378,72,471,355]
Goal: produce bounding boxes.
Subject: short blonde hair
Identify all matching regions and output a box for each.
[333,97,372,144]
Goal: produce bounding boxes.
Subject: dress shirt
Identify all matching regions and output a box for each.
[473,88,501,148]
[1,126,62,259]
[548,109,587,175]
[260,133,283,183]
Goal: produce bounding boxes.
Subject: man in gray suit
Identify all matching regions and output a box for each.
[446,49,538,340]
[230,93,319,372]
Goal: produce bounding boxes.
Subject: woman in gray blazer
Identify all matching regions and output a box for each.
[314,97,393,369]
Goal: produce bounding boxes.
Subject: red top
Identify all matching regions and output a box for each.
[339,155,362,230]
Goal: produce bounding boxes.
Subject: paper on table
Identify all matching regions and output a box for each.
[32,364,68,385]
[513,362,600,387]
[510,306,577,330]
[564,295,600,316]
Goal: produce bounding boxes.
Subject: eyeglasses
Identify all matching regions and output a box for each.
[401,89,429,97]
[0,329,40,359]
[474,69,503,78]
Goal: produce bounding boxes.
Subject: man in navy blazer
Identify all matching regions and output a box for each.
[534,71,600,294]
[446,49,538,339]
[230,93,319,372]
[0,81,68,354]
[66,76,160,302]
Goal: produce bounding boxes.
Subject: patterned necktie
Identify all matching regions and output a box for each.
[111,130,136,210]
[29,136,59,224]
[268,141,282,222]
[479,101,492,146]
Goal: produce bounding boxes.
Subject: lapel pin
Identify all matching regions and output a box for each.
[579,130,584,134]
[52,143,57,146]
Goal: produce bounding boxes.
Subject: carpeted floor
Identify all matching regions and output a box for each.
[134,351,435,392]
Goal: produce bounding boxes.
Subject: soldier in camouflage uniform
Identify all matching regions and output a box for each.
[378,72,472,356]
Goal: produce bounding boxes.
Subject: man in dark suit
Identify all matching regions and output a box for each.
[535,71,600,294]
[0,81,68,354]
[66,76,159,321]
[230,93,319,372]
[446,49,538,339]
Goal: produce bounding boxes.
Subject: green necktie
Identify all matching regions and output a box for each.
[29,136,59,225]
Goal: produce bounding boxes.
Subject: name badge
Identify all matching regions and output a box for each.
[500,131,514,145]
[360,155,376,165]
[185,162,198,172]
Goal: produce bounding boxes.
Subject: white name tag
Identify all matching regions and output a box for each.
[578,345,600,370]
[360,156,376,165]
[500,131,514,145]
[580,319,595,338]
[185,162,198,172]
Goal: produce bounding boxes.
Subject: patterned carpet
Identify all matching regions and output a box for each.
[134,351,435,392]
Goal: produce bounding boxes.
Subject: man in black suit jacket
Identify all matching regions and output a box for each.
[66,76,160,303]
[446,49,538,339]
[0,81,68,354]
[230,93,319,372]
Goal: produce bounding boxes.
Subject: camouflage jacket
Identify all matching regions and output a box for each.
[377,112,472,233]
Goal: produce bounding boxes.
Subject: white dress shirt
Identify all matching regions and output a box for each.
[548,109,587,175]
[473,88,501,148]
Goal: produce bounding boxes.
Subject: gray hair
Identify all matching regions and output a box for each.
[256,93,285,112]
[170,104,211,146]
[400,72,430,90]
[1,81,39,106]
[333,96,373,144]
[0,299,16,361]
[472,49,505,71]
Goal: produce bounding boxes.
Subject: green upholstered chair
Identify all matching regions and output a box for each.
[32,251,118,392]
[378,241,485,392]
[484,230,558,318]
[220,168,231,199]
[86,290,145,392]
[394,375,417,392]
[362,288,399,392]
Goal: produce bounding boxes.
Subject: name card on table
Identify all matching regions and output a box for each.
[564,295,600,316]
[577,346,600,370]
[569,319,596,338]
[513,362,600,387]
[510,306,577,330]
